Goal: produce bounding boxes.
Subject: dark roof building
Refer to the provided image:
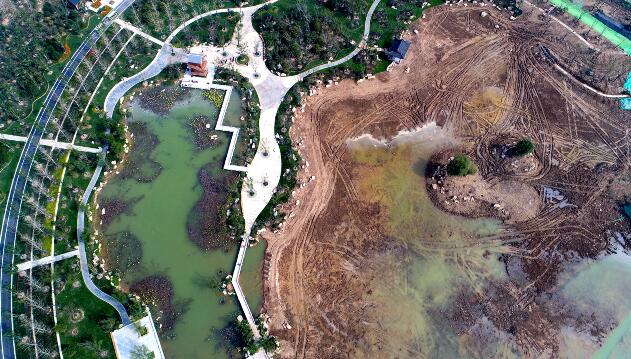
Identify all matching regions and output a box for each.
[387,39,411,63]
[67,0,81,9]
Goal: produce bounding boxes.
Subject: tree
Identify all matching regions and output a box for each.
[43,38,65,61]
[512,139,534,157]
[259,335,279,352]
[130,344,154,359]
[446,154,477,176]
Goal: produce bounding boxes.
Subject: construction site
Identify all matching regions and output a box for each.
[261,3,631,358]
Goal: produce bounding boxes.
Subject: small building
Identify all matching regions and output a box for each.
[67,0,82,9]
[186,53,208,77]
[387,39,411,64]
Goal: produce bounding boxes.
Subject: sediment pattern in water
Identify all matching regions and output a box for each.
[349,133,513,357]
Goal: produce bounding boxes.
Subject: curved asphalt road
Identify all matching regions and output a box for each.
[0,2,135,357]
[77,162,131,325]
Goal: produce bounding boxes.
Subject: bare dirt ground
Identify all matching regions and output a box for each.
[261,4,631,358]
[427,150,543,224]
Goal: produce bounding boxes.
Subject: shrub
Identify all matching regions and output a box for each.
[130,344,154,359]
[259,335,279,352]
[512,139,534,156]
[446,154,477,176]
[134,322,148,336]
[44,38,65,61]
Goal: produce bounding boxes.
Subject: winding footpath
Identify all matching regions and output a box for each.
[101,0,382,344]
[104,45,187,117]
[76,162,131,326]
[0,1,135,357]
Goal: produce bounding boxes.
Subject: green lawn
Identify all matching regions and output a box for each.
[0,141,22,218]
[3,13,104,137]
[253,0,444,76]
[54,258,118,359]
[170,12,241,48]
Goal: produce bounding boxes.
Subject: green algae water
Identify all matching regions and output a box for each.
[99,89,263,358]
[347,125,515,358]
[557,251,631,358]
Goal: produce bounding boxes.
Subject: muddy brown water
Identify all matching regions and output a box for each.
[344,124,517,357]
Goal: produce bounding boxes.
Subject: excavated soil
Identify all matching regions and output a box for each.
[262,5,631,358]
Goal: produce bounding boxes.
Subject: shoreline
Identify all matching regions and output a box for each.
[92,82,264,355]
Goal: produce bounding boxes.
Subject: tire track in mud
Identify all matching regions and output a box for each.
[262,5,631,357]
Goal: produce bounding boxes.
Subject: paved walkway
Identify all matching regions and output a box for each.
[224,0,382,339]
[104,45,187,117]
[180,81,249,171]
[0,133,102,153]
[77,163,131,325]
[104,1,278,118]
[0,2,135,357]
[114,19,165,46]
[295,0,380,80]
[233,0,381,232]
[16,250,79,271]
[111,308,165,359]
[102,0,382,341]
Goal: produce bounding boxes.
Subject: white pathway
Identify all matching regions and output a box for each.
[0,133,102,153]
[553,64,630,98]
[16,250,79,271]
[114,19,165,46]
[104,45,187,117]
[523,0,597,50]
[111,308,165,359]
[180,81,249,171]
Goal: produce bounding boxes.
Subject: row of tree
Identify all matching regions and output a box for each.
[0,1,86,124]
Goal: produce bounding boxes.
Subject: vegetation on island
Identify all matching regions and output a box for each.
[130,344,155,359]
[511,138,535,157]
[447,154,478,176]
[234,315,279,355]
[202,89,225,108]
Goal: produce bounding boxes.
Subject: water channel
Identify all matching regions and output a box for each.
[98,88,263,358]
